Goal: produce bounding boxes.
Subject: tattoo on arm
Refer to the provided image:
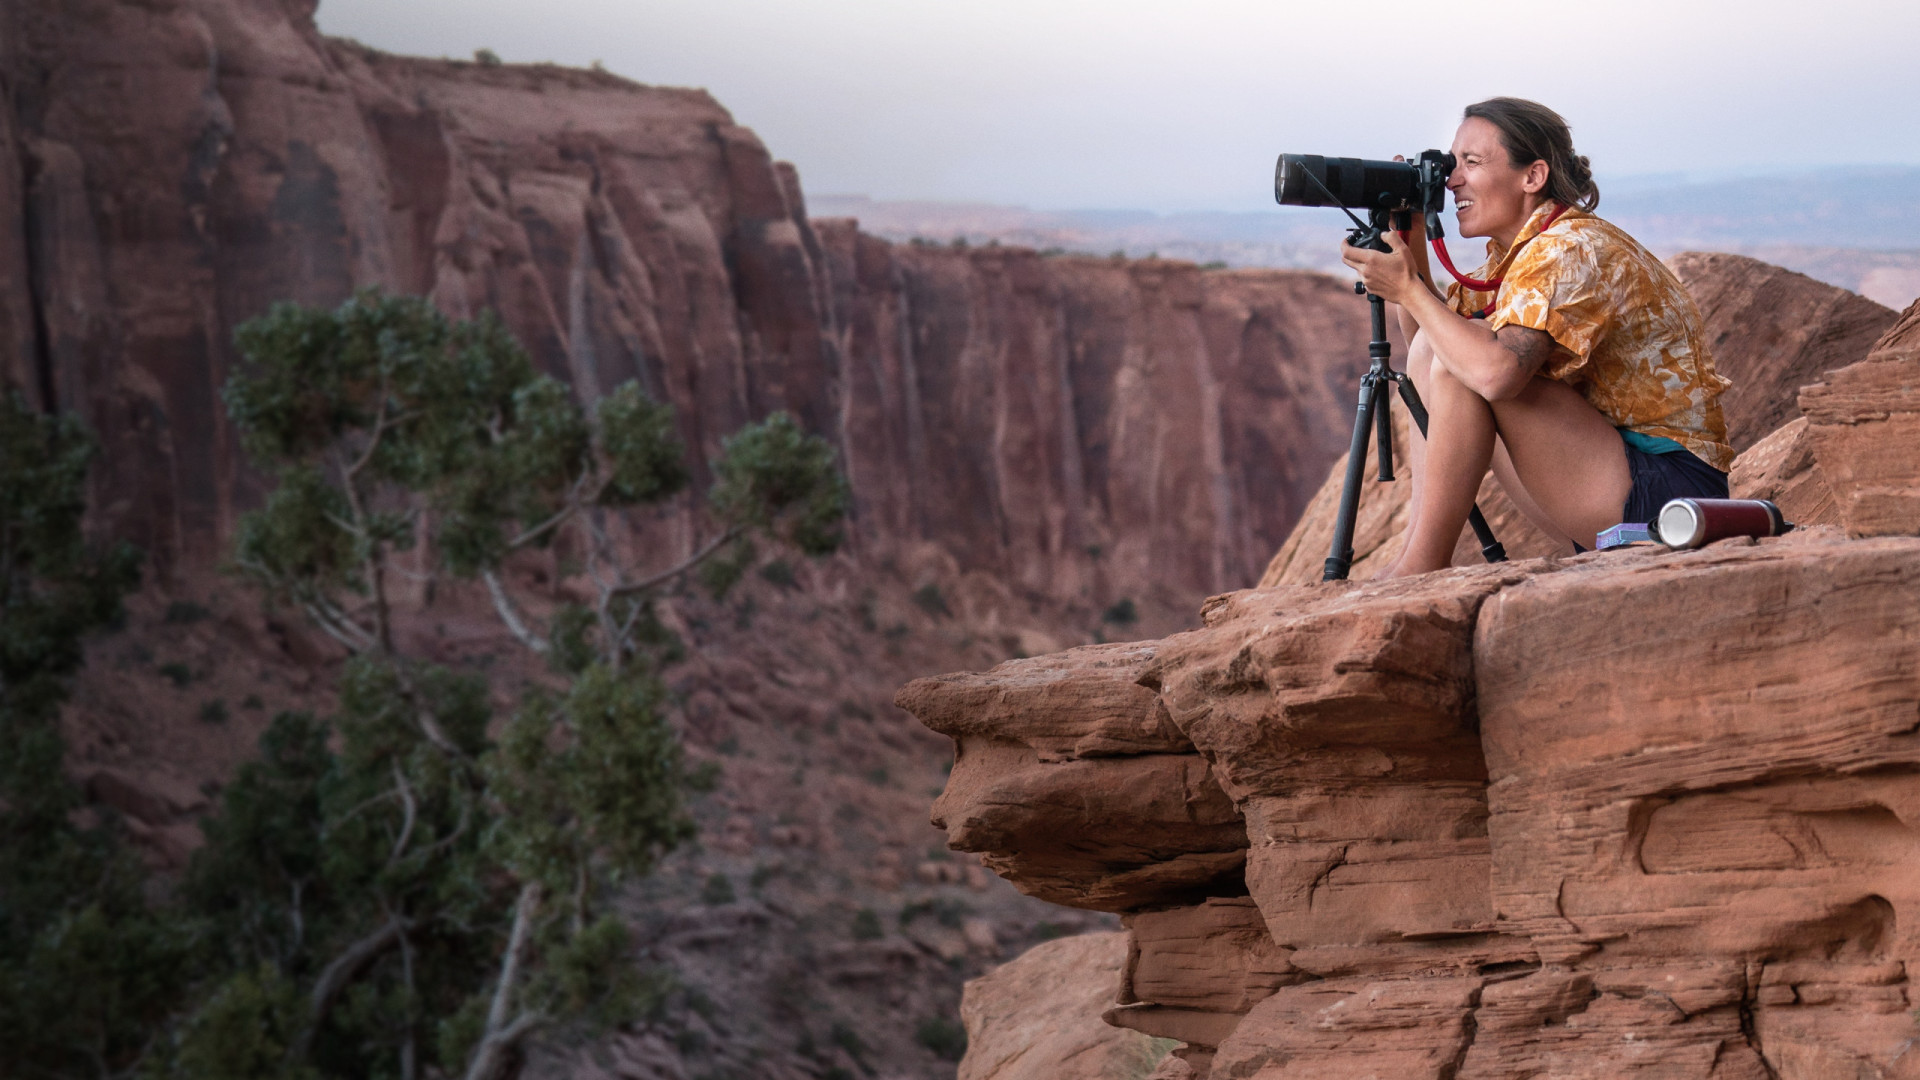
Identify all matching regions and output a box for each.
[1495,325,1555,378]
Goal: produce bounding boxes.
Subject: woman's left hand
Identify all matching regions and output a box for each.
[1341,230,1420,306]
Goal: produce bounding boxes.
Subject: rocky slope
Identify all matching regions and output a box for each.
[903,308,1920,1077]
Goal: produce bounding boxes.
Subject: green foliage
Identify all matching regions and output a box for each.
[167,966,315,1080]
[489,666,693,887]
[696,537,756,600]
[910,582,950,618]
[194,290,852,1079]
[915,1014,968,1061]
[756,558,796,589]
[700,873,736,906]
[0,393,169,1079]
[708,412,849,556]
[1102,596,1139,627]
[850,908,883,941]
[596,384,688,506]
[829,1020,865,1058]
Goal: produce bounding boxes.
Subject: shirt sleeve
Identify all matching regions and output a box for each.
[1486,232,1609,383]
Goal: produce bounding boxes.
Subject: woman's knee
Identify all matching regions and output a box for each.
[1408,330,1434,382]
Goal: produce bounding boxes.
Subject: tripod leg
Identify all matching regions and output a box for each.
[1324,375,1381,581]
[1375,386,1394,482]
[1391,375,1508,565]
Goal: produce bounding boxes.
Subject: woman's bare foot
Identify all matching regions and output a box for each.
[1371,557,1415,580]
[1371,550,1452,580]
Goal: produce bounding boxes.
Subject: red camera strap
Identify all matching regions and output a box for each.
[1428,202,1568,297]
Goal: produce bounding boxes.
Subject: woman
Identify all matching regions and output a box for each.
[1341,98,1732,578]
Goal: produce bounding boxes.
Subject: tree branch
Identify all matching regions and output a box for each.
[609,525,742,598]
[462,1013,544,1080]
[389,759,418,865]
[291,913,411,1062]
[462,882,544,1080]
[301,598,377,653]
[331,431,394,655]
[482,570,548,655]
[505,499,580,552]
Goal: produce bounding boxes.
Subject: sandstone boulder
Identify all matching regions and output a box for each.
[1870,297,1920,362]
[957,932,1174,1080]
[902,644,1247,911]
[920,530,1920,1075]
[1727,417,1838,527]
[1474,529,1920,1074]
[1669,251,1899,449]
[1800,349,1920,538]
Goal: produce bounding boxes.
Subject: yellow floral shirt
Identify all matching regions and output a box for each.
[1444,203,1734,471]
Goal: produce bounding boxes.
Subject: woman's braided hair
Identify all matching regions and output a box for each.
[1462,97,1600,211]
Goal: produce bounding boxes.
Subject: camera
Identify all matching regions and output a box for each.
[1273,150,1454,216]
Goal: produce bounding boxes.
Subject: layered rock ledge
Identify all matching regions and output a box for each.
[901,336,1920,1078]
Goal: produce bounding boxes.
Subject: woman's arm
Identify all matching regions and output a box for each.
[1344,231,1554,401]
[1392,214,1442,345]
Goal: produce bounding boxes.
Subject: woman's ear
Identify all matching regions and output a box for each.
[1522,160,1550,195]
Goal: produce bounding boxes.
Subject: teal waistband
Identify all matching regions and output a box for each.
[1619,428,1686,456]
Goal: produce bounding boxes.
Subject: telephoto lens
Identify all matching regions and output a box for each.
[1274,151,1455,216]
[1274,154,1418,209]
[1654,498,1791,549]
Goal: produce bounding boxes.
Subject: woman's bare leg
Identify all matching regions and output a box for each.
[1392,362,1498,574]
[1383,350,1630,578]
[1489,442,1575,549]
[1401,332,1565,553]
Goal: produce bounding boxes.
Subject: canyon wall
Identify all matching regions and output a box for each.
[903,301,1920,1078]
[1,0,1370,610]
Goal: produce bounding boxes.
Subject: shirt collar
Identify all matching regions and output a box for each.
[1483,201,1585,267]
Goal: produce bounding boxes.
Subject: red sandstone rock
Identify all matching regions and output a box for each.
[1727,417,1838,527]
[1870,297,1920,362]
[926,526,1920,1076]
[1121,897,1297,1015]
[1800,351,1920,537]
[1474,530,1920,1075]
[956,932,1175,1080]
[902,644,1247,911]
[1669,251,1899,449]
[898,642,1187,761]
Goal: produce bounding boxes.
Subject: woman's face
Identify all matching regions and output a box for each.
[1447,116,1546,243]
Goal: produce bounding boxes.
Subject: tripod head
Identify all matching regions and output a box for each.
[1346,207,1399,255]
[1346,208,1414,298]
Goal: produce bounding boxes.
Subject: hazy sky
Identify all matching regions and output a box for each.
[316,0,1920,214]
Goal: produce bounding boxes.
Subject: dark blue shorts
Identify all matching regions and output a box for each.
[1620,442,1728,527]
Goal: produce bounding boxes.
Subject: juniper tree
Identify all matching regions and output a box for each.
[172,290,847,1080]
[0,393,164,1077]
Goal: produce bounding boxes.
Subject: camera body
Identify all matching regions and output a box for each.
[1273,150,1454,216]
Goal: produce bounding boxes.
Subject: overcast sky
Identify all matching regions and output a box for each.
[315,0,1920,214]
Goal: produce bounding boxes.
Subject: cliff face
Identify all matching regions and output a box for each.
[901,318,1920,1077]
[1,0,1366,607]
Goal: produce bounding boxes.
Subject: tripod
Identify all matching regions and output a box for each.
[1323,210,1506,581]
